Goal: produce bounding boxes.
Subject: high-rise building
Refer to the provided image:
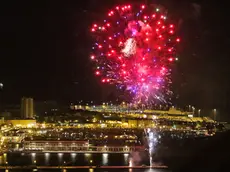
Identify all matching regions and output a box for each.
[21,97,34,119]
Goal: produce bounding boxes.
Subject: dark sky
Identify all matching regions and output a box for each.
[0,0,230,117]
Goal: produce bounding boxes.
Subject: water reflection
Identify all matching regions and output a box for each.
[124,153,129,164]
[3,152,151,167]
[89,169,94,172]
[84,153,91,157]
[144,169,168,172]
[71,153,76,162]
[45,153,50,164]
[3,153,7,164]
[31,153,36,164]
[102,153,108,165]
[58,153,63,164]
[0,155,3,164]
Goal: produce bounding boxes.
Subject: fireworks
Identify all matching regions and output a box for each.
[90,4,180,104]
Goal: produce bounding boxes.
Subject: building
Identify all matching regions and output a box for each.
[6,119,36,128]
[21,97,34,119]
[23,140,144,153]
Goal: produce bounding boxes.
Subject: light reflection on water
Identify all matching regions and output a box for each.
[124,153,129,164]
[58,152,63,164]
[45,152,50,164]
[4,169,170,172]
[0,152,164,169]
[71,153,76,162]
[102,153,108,165]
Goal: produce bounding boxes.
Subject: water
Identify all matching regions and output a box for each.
[6,170,169,172]
[0,153,170,172]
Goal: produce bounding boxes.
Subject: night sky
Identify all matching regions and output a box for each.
[0,0,230,118]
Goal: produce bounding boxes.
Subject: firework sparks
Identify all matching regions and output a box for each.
[90,4,180,104]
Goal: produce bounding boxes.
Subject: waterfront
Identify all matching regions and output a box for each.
[0,152,171,172]
[2,169,170,172]
[0,152,151,166]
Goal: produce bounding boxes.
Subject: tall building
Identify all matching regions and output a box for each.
[21,97,34,119]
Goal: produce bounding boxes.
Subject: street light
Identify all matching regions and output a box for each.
[213,109,217,121]
[198,109,201,117]
[192,106,195,115]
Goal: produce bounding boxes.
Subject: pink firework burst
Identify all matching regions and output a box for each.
[90,4,180,104]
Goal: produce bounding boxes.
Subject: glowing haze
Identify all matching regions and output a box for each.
[90,4,180,104]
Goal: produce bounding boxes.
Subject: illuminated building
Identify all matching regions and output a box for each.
[6,119,36,128]
[21,97,34,119]
[23,140,144,153]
